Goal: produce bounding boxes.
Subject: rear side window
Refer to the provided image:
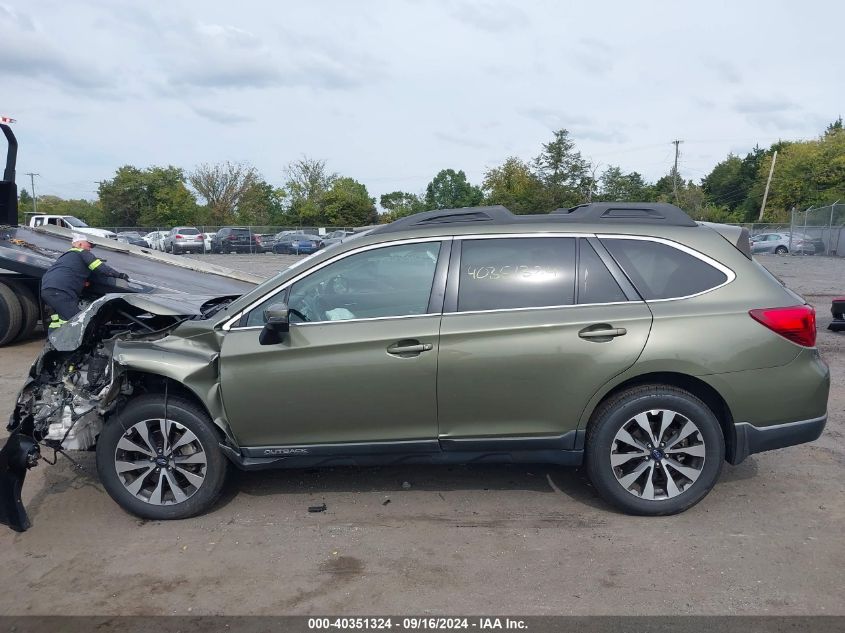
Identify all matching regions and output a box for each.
[457,238,575,312]
[578,240,626,304]
[602,238,727,300]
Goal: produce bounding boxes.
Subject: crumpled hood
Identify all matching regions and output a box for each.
[48,293,234,351]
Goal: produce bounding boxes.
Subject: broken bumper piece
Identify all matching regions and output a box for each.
[0,431,40,532]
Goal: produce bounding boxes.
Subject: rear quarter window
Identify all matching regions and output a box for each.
[601,238,728,300]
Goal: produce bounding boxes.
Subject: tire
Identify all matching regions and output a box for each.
[2,280,39,341]
[96,394,228,521]
[0,282,24,347]
[585,384,724,516]
[775,246,788,255]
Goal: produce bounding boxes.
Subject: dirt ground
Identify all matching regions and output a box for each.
[0,254,843,615]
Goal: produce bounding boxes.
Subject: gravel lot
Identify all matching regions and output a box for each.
[0,254,843,615]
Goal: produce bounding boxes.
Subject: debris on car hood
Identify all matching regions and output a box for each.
[47,293,231,351]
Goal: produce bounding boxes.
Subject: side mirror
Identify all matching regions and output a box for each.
[259,303,289,345]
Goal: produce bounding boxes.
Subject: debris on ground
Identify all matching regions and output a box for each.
[308,503,327,513]
[401,481,411,490]
[382,498,391,506]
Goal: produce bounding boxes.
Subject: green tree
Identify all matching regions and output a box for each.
[98,165,199,228]
[482,157,544,214]
[189,162,259,225]
[596,166,651,202]
[33,195,104,225]
[283,157,338,223]
[322,177,377,226]
[237,181,287,226]
[424,169,483,210]
[760,129,845,213]
[379,191,426,222]
[533,129,590,209]
[17,188,33,223]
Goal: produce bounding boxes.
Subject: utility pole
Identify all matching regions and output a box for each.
[757,150,778,222]
[25,172,39,214]
[671,140,683,204]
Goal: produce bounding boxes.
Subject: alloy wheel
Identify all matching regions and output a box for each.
[610,409,706,500]
[114,418,208,505]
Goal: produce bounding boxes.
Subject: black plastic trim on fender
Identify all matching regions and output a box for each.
[729,414,827,465]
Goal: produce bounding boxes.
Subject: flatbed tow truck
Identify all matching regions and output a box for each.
[0,121,261,345]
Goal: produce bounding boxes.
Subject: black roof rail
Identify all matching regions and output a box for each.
[371,202,697,234]
[372,206,515,234]
[551,202,697,226]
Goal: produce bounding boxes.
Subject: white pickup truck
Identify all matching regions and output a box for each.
[26,214,116,239]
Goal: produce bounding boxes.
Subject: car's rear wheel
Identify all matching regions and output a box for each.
[775,246,788,254]
[96,394,227,521]
[585,384,724,515]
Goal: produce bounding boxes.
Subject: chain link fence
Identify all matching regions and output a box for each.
[729,202,845,256]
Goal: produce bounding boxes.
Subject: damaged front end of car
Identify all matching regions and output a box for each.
[0,293,235,531]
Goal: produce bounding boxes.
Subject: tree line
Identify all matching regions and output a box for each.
[17,118,845,228]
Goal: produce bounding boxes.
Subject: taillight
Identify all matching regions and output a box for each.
[255,235,262,243]
[175,234,183,239]
[229,235,237,240]
[749,305,816,347]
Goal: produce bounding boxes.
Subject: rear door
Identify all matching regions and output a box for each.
[436,236,652,449]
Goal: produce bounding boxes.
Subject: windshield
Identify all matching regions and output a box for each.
[178,228,200,235]
[63,216,89,227]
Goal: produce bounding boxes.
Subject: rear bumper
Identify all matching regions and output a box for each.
[729,413,827,465]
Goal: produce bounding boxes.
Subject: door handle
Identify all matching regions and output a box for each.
[578,326,627,340]
[387,341,433,356]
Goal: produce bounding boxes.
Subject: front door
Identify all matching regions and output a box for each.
[219,239,448,449]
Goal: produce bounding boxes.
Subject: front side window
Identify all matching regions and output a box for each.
[457,238,575,312]
[244,241,441,326]
[601,238,728,300]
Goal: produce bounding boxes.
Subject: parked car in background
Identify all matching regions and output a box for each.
[143,231,161,249]
[164,227,205,254]
[116,231,148,247]
[751,232,815,255]
[201,232,215,253]
[790,231,826,255]
[322,230,355,247]
[26,214,116,239]
[272,233,323,254]
[210,227,264,253]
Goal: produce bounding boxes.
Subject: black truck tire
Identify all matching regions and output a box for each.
[0,281,24,346]
[2,280,39,341]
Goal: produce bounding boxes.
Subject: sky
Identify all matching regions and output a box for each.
[2,0,843,204]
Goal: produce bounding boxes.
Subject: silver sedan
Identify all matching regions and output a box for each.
[751,232,815,255]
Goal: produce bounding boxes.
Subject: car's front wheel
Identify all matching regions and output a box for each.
[775,246,788,255]
[585,384,724,515]
[96,394,227,521]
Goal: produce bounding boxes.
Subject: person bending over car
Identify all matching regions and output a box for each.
[40,233,129,328]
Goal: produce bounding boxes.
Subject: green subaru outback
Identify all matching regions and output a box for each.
[0,203,829,531]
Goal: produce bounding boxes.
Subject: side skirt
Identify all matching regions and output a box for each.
[220,441,583,471]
